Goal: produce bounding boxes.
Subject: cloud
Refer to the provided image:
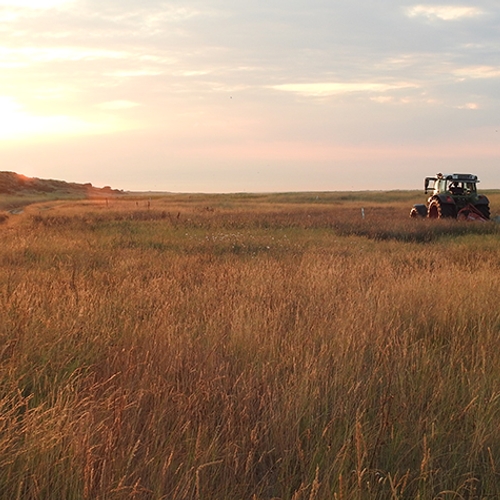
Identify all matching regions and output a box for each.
[105,70,165,78]
[271,82,418,97]
[0,0,74,8]
[97,100,140,110]
[453,65,500,79]
[371,96,395,104]
[0,46,127,66]
[407,5,484,21]
[457,103,479,110]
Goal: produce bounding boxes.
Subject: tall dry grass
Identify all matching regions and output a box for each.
[1,194,500,499]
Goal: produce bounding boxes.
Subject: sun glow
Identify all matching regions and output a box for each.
[0,96,119,141]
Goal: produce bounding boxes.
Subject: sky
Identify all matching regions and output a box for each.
[0,0,499,192]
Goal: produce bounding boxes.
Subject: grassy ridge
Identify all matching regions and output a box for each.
[0,171,123,212]
[1,193,500,499]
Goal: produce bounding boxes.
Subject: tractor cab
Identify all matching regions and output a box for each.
[425,173,479,196]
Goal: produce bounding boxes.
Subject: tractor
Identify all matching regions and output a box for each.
[410,173,490,220]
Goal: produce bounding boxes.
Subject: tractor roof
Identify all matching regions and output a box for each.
[435,173,479,182]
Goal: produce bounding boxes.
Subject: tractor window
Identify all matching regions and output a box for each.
[465,182,476,193]
[448,181,464,195]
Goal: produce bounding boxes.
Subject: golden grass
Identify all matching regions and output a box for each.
[1,192,500,499]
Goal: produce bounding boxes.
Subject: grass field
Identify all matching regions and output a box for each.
[2,191,500,499]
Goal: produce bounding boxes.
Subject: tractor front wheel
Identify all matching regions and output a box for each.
[410,204,427,218]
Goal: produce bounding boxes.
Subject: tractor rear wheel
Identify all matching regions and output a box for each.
[428,199,456,219]
[428,201,439,219]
